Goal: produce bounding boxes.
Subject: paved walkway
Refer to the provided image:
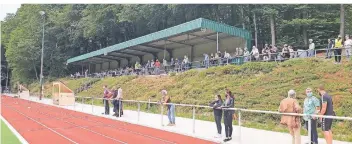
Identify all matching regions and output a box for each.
[16,95,352,144]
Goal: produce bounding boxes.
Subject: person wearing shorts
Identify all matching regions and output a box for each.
[317,85,334,144]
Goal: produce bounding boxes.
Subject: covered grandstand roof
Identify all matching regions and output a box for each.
[67,18,252,65]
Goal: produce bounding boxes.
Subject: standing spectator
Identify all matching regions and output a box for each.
[279,90,302,144]
[282,44,290,59]
[170,58,175,70]
[251,46,260,61]
[221,91,234,142]
[270,45,278,60]
[334,35,343,64]
[224,51,231,64]
[117,87,123,116]
[344,35,352,60]
[203,54,210,68]
[317,85,334,144]
[209,95,223,138]
[210,53,215,65]
[85,69,88,78]
[303,88,320,144]
[326,39,334,59]
[102,85,110,115]
[243,47,250,62]
[111,86,119,117]
[154,59,161,74]
[308,39,315,57]
[262,45,270,61]
[161,90,175,126]
[288,46,295,59]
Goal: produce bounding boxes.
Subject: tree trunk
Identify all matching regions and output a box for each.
[302,10,308,47]
[340,4,345,42]
[253,12,258,47]
[241,6,245,29]
[270,14,276,46]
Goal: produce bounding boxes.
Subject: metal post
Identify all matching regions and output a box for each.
[137,101,140,122]
[148,98,151,112]
[161,104,164,126]
[91,97,94,113]
[308,119,312,144]
[74,97,76,110]
[81,97,84,111]
[192,106,195,134]
[216,32,219,52]
[39,13,45,101]
[314,50,317,58]
[118,100,121,117]
[238,110,242,144]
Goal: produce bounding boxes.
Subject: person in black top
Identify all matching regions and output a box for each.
[209,95,223,138]
[317,85,334,144]
[221,91,235,142]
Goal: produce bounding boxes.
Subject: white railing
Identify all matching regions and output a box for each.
[72,96,352,144]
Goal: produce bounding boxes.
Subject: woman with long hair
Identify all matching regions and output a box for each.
[221,91,234,142]
[209,95,223,138]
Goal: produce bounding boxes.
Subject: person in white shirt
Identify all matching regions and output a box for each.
[288,46,295,59]
[243,47,250,62]
[116,87,123,116]
[308,39,315,57]
[344,35,352,60]
[251,46,260,61]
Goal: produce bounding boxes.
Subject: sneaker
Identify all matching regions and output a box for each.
[167,123,172,126]
[214,134,221,138]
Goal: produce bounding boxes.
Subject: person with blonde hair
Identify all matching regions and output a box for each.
[279,90,302,144]
[161,90,175,126]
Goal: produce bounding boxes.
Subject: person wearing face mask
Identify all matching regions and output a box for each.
[303,88,321,144]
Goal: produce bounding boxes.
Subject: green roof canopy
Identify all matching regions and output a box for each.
[67,18,252,65]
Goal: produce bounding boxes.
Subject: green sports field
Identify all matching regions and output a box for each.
[1,119,21,144]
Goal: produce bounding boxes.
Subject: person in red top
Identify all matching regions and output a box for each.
[154,59,161,75]
[102,85,111,115]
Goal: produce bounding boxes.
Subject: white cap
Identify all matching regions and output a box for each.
[161,90,167,95]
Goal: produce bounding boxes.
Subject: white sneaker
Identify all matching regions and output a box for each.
[214,134,222,138]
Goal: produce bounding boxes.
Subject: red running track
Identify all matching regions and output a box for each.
[1,95,216,144]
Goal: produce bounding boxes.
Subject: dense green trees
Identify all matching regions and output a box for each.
[1,4,352,84]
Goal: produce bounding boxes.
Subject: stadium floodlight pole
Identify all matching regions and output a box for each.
[39,11,45,100]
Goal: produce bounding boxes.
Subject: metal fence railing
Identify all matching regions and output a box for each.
[60,96,352,144]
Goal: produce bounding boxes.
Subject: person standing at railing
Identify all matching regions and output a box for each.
[289,46,295,59]
[317,85,334,144]
[279,90,302,144]
[220,91,234,142]
[270,44,278,61]
[203,54,210,68]
[154,59,161,75]
[161,90,175,126]
[111,86,119,117]
[344,35,352,60]
[102,85,111,115]
[209,95,223,138]
[243,47,250,62]
[117,87,123,116]
[308,39,315,57]
[326,39,334,59]
[334,35,343,64]
[251,46,260,61]
[303,88,320,144]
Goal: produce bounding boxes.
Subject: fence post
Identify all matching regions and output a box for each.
[238,110,242,144]
[314,50,317,58]
[137,101,140,122]
[308,118,312,144]
[192,106,196,134]
[82,97,84,111]
[91,97,94,113]
[161,104,164,126]
[118,100,121,117]
[74,97,76,110]
[148,98,151,112]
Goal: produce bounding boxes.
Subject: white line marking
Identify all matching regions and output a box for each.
[0,115,29,144]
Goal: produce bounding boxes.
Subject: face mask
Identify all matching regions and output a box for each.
[307,92,313,97]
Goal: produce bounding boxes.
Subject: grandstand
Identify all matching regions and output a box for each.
[66,18,251,73]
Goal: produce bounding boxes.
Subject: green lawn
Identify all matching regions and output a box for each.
[1,120,21,144]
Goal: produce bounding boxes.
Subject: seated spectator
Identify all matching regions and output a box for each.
[270,45,278,60]
[281,44,290,59]
[210,53,215,65]
[243,47,250,62]
[238,47,243,56]
[262,45,270,61]
[154,59,161,75]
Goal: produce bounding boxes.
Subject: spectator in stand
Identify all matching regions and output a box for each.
[270,44,278,60]
[224,51,231,64]
[209,95,223,138]
[170,58,175,70]
[161,90,175,126]
[251,46,260,61]
[203,53,210,68]
[308,39,315,57]
[262,45,270,61]
[326,39,334,59]
[344,34,352,60]
[334,35,343,64]
[135,62,141,75]
[221,90,234,142]
[243,47,250,62]
[279,90,302,144]
[288,46,295,59]
[154,59,161,74]
[210,53,215,65]
[85,69,88,78]
[317,85,335,144]
[175,58,180,72]
[182,55,189,70]
[303,88,320,144]
[214,52,220,65]
[238,47,243,56]
[151,60,155,68]
[102,85,111,115]
[282,44,290,59]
